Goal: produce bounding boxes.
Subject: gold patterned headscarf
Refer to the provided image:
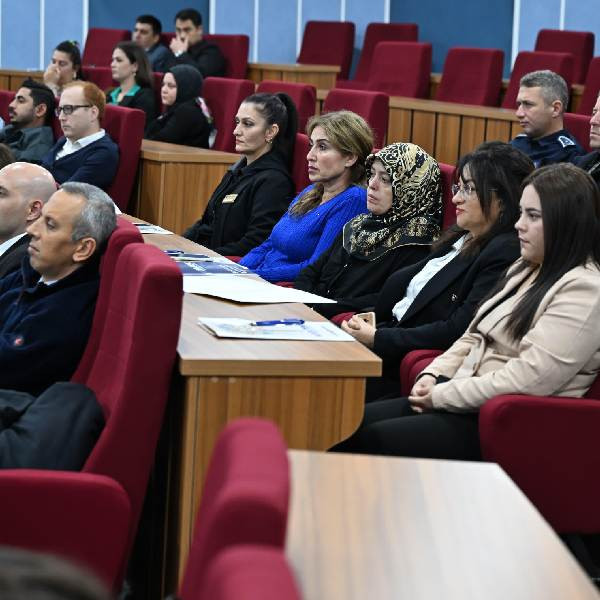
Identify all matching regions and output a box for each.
[343,143,442,260]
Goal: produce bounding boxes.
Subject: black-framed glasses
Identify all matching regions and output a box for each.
[55,104,91,116]
[451,183,477,198]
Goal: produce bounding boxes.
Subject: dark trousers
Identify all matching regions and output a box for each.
[330,396,481,461]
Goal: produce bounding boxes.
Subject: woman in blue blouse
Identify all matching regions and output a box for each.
[240,110,374,282]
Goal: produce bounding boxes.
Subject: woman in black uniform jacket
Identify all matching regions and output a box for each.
[295,142,442,318]
[183,92,298,257]
[342,141,534,399]
[145,65,212,148]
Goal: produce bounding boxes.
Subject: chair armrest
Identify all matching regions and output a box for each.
[225,256,242,263]
[330,311,355,326]
[480,394,600,533]
[399,350,443,396]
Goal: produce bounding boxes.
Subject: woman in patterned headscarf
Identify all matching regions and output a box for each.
[295,142,442,318]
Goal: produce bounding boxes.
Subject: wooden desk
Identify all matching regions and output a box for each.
[137,230,381,587]
[135,140,239,235]
[287,450,600,600]
[0,68,44,91]
[247,62,340,90]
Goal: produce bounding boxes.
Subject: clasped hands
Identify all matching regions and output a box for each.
[341,315,375,347]
[408,374,436,413]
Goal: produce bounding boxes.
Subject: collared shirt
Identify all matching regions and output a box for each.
[55,129,106,161]
[511,128,584,167]
[0,233,27,258]
[392,235,467,322]
[109,84,140,104]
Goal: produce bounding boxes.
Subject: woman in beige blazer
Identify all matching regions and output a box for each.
[332,163,600,460]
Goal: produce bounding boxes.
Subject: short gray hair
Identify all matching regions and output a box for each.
[520,69,569,113]
[60,182,117,247]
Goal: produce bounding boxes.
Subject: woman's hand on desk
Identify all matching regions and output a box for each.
[341,315,375,348]
[408,375,437,412]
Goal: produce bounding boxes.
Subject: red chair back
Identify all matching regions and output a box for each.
[501,51,574,109]
[178,418,290,599]
[563,112,591,152]
[82,28,130,67]
[203,77,255,152]
[323,88,389,149]
[366,41,432,99]
[577,56,600,116]
[204,34,249,78]
[82,66,115,92]
[79,243,182,582]
[584,372,600,398]
[297,20,355,80]
[256,80,316,132]
[292,133,310,194]
[436,47,504,107]
[439,162,457,229]
[103,104,146,210]
[0,89,15,122]
[153,71,165,112]
[535,29,594,84]
[160,32,176,47]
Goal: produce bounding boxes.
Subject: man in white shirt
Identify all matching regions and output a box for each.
[41,81,119,191]
[0,162,56,279]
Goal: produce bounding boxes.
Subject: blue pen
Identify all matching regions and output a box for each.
[250,318,305,326]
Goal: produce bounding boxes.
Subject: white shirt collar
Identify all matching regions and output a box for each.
[56,129,106,160]
[0,232,27,258]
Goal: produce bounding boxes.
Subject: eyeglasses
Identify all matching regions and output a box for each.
[451,183,477,198]
[55,104,91,116]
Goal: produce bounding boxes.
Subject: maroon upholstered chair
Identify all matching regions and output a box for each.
[160,32,176,47]
[0,89,15,122]
[178,418,290,600]
[323,88,389,148]
[501,51,574,109]
[292,132,310,194]
[82,28,130,67]
[0,470,131,590]
[535,29,594,84]
[204,33,249,78]
[337,22,418,89]
[72,243,182,588]
[364,41,432,99]
[256,80,316,132]
[297,20,355,80]
[193,546,301,600]
[203,77,255,152]
[82,66,115,91]
[436,47,504,107]
[102,104,146,210]
[563,112,591,152]
[577,56,600,116]
[438,161,457,229]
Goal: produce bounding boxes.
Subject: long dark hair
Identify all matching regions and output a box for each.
[114,41,153,89]
[433,141,534,255]
[242,92,299,168]
[504,163,600,341]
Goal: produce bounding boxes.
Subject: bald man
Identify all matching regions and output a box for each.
[0,162,56,278]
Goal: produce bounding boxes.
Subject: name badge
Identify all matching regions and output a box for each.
[222,194,238,204]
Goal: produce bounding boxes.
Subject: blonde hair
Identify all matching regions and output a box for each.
[291,110,374,217]
[63,81,106,120]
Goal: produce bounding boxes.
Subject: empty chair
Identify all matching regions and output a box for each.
[82,28,130,67]
[292,133,310,194]
[323,88,389,148]
[535,29,594,84]
[436,47,504,107]
[0,89,15,122]
[297,20,355,80]
[202,77,255,152]
[82,66,115,92]
[337,22,418,89]
[576,56,600,116]
[204,34,249,78]
[563,112,592,152]
[501,51,574,109]
[177,418,290,599]
[438,161,457,229]
[257,80,316,131]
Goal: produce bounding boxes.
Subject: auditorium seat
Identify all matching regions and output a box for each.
[501,51,574,109]
[256,80,316,132]
[177,418,290,600]
[0,89,15,122]
[192,546,301,600]
[82,66,115,92]
[439,161,457,229]
[292,132,310,193]
[576,56,600,116]
[82,28,130,67]
[535,29,594,84]
[203,77,255,152]
[297,20,355,80]
[436,47,504,107]
[336,22,418,90]
[204,34,249,78]
[323,88,389,149]
[103,104,146,210]
[563,112,591,152]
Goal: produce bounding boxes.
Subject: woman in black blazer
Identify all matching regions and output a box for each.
[107,41,157,124]
[342,141,535,400]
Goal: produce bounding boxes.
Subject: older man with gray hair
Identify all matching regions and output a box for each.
[0,181,117,395]
[511,69,584,167]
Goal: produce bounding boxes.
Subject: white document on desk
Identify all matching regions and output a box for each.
[134,224,173,234]
[183,274,336,303]
[198,317,353,341]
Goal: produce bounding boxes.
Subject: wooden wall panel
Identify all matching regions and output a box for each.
[435,114,461,165]
[387,107,413,144]
[411,111,436,156]
[460,117,487,156]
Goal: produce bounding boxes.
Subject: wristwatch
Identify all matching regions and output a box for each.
[174,50,184,57]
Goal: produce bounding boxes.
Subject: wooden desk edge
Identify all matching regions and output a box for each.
[140,140,239,164]
[249,62,340,73]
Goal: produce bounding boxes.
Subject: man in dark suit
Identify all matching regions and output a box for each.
[0,162,56,279]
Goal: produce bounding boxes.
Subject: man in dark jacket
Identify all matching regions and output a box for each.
[573,93,600,185]
[0,181,116,396]
[166,8,226,77]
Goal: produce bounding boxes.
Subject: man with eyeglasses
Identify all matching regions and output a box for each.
[41,81,118,191]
